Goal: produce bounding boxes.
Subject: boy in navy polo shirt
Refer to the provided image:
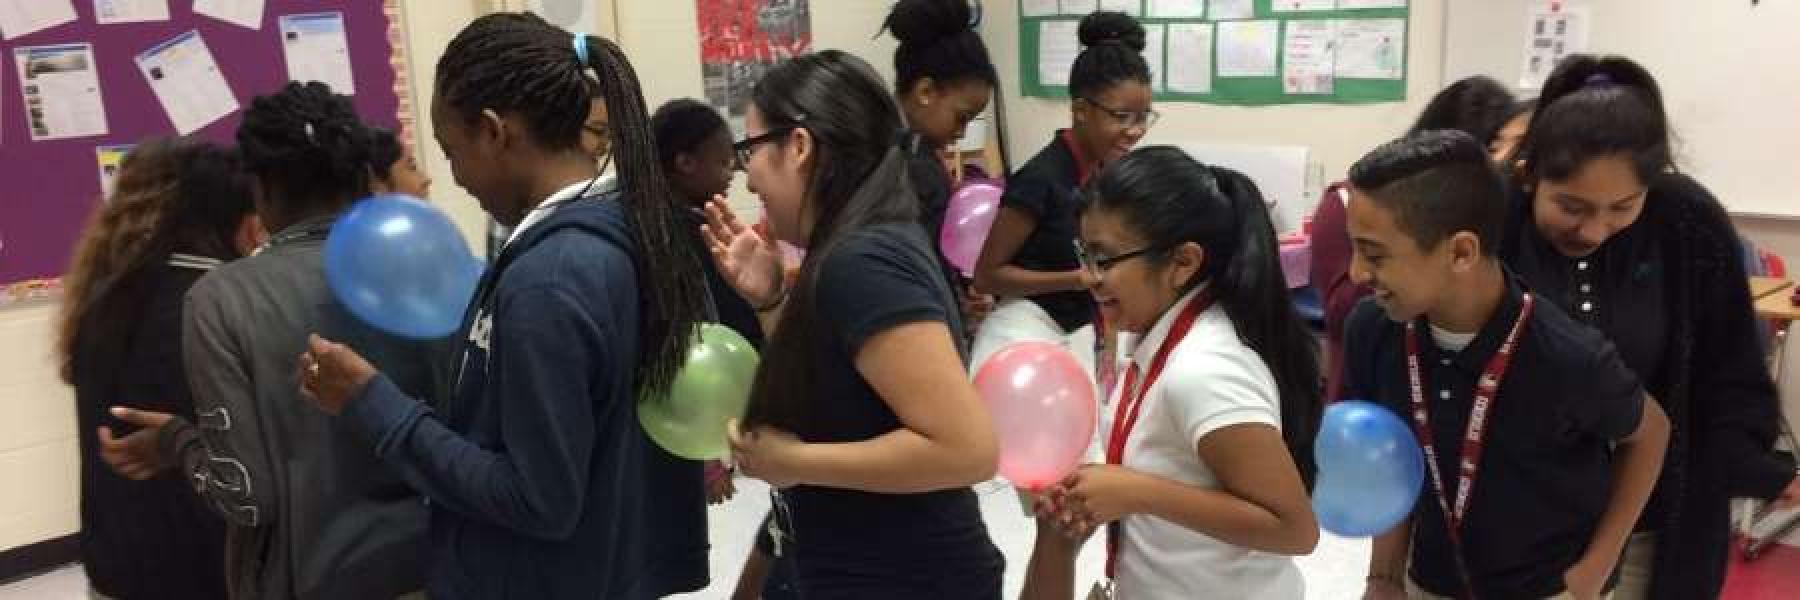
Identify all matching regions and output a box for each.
[1341,130,1670,599]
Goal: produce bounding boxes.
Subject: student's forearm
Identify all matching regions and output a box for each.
[1133,471,1318,555]
[1368,518,1412,584]
[788,429,996,494]
[1020,526,1081,600]
[973,265,1085,298]
[1582,401,1670,567]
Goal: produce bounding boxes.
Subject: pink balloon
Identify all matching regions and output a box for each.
[973,341,1098,490]
[939,180,1004,278]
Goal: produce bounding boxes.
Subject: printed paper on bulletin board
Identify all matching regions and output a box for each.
[1018,0,1408,105]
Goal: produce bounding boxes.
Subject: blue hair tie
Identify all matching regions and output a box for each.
[968,3,983,30]
[1584,73,1613,87]
[572,31,590,67]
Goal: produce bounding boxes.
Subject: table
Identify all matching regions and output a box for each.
[1752,277,1795,302]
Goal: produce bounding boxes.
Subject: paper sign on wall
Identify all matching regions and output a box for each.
[279,12,355,95]
[13,43,108,140]
[136,30,239,135]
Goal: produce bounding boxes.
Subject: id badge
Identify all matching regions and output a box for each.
[1086,580,1114,600]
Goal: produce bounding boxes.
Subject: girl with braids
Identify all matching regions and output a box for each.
[61,138,257,600]
[300,13,713,599]
[98,82,442,599]
[701,50,1003,598]
[972,10,1154,375]
[1500,54,1798,600]
[1021,148,1320,600]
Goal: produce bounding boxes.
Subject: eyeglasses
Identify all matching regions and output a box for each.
[1078,96,1160,131]
[733,127,796,171]
[1073,238,1167,284]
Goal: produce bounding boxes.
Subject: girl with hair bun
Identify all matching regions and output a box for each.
[971,10,1155,382]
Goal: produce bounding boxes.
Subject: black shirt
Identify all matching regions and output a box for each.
[784,221,1003,596]
[1000,131,1092,333]
[1343,274,1646,599]
[902,129,975,296]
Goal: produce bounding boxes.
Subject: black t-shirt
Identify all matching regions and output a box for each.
[782,221,1003,594]
[1342,275,1646,599]
[903,130,976,298]
[1000,131,1092,332]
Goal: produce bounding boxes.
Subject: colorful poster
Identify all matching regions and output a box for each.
[96,144,134,198]
[696,0,811,135]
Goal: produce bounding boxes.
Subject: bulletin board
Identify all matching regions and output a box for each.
[1018,0,1409,106]
[0,0,413,294]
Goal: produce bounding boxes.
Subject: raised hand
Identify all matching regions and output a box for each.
[700,197,785,308]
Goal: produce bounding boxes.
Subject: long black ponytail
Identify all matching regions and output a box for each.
[435,12,707,397]
[740,50,917,435]
[1084,146,1321,486]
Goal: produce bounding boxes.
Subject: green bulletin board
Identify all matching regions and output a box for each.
[1018,1,1410,105]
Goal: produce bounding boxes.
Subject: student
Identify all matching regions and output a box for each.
[299,14,712,598]
[650,97,760,510]
[972,10,1153,371]
[1020,147,1322,599]
[1343,131,1670,600]
[699,49,1002,598]
[1499,54,1798,600]
[884,0,1000,314]
[61,138,258,600]
[1314,76,1518,402]
[1487,99,1534,165]
[367,127,432,198]
[97,83,442,600]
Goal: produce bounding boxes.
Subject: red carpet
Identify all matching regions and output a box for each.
[1723,537,1800,600]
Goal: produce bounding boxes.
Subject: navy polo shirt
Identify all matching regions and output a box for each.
[1342,274,1646,598]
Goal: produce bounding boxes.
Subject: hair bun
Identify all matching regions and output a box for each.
[1078,11,1146,53]
[884,0,976,48]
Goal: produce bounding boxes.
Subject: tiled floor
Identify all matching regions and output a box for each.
[0,477,1371,599]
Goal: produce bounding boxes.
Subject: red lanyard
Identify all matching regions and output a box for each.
[1102,291,1214,579]
[1060,130,1093,186]
[1403,293,1534,598]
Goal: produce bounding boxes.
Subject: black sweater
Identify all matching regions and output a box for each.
[70,259,228,600]
[1503,172,1795,600]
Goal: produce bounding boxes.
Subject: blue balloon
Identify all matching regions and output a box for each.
[325,194,483,339]
[1312,400,1426,537]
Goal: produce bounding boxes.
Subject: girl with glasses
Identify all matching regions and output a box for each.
[1022,147,1320,600]
[971,10,1153,380]
[703,49,1004,598]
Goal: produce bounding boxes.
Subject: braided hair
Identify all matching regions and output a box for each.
[435,12,707,397]
[236,82,376,224]
[1069,11,1150,100]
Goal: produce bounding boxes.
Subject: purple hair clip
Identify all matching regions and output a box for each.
[1584,73,1614,87]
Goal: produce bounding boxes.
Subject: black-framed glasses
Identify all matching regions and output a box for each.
[1078,96,1160,131]
[733,127,797,171]
[1073,238,1167,284]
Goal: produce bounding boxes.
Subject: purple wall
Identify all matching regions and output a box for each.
[0,0,400,284]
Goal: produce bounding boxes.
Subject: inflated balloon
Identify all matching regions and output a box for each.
[973,340,1097,490]
[639,323,760,460]
[939,179,1003,278]
[1313,400,1425,537]
[325,194,483,339]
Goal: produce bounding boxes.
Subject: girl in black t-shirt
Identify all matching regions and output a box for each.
[702,50,1004,598]
[971,11,1155,372]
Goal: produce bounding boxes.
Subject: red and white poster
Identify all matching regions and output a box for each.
[696,0,810,133]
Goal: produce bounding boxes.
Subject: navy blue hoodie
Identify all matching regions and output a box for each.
[344,192,708,599]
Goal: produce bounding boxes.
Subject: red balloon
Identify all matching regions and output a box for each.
[973,341,1098,490]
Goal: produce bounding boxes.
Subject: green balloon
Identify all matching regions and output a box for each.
[638,322,760,460]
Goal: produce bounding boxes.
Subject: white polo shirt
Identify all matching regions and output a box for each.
[1105,287,1305,599]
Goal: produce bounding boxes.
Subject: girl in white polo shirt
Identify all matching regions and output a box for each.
[1022,146,1322,600]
